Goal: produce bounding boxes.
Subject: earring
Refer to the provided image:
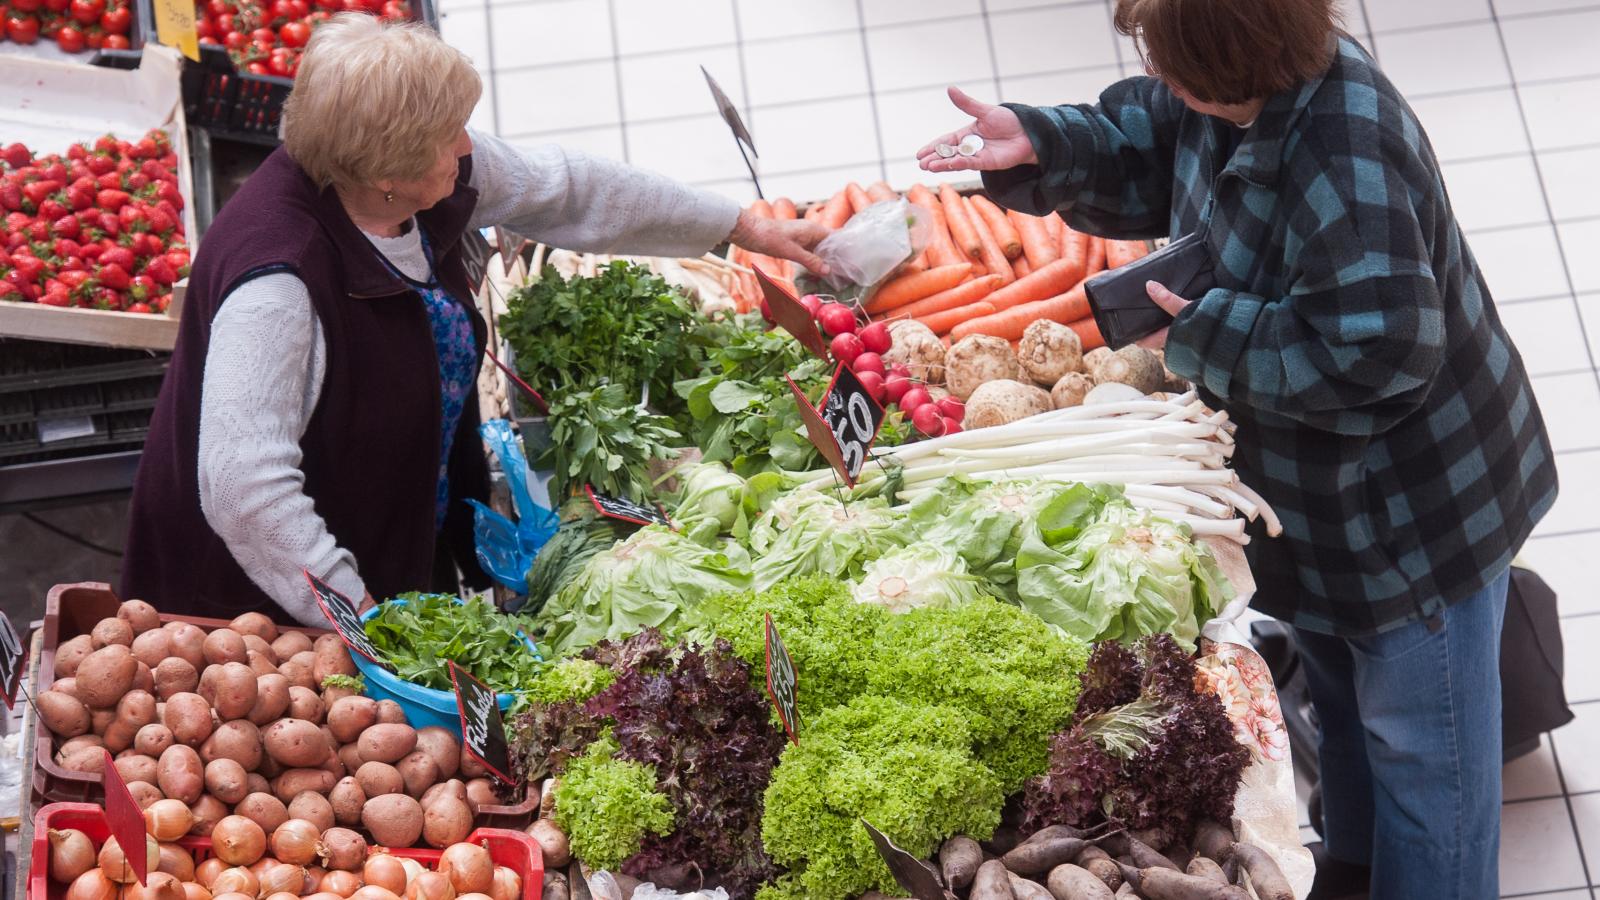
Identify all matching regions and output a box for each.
[384,190,394,203]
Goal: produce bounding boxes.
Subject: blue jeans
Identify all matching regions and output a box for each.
[1294,569,1510,900]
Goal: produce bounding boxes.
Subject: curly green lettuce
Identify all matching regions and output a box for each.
[527,657,616,706]
[551,735,675,872]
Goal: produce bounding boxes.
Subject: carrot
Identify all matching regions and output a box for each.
[895,274,1003,320]
[983,258,1087,312]
[1058,226,1090,287]
[773,197,797,220]
[968,195,1022,259]
[1044,212,1065,248]
[1106,239,1151,268]
[1068,316,1106,351]
[1011,209,1059,269]
[908,184,964,267]
[1085,236,1107,277]
[819,189,852,229]
[864,263,974,313]
[964,196,1015,286]
[866,182,897,203]
[846,182,873,216]
[949,284,1090,342]
[918,301,996,335]
[939,184,983,260]
[1013,255,1032,278]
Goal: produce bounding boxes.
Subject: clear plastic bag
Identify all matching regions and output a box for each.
[588,873,728,900]
[813,198,933,291]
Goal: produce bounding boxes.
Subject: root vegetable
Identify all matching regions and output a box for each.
[362,793,424,848]
[338,744,364,775]
[398,750,440,798]
[235,793,289,834]
[228,613,278,643]
[162,693,214,747]
[56,745,105,774]
[38,689,90,737]
[1192,822,1233,863]
[327,697,379,744]
[940,835,982,890]
[203,630,248,667]
[259,864,307,898]
[118,600,162,634]
[946,335,1023,401]
[202,719,262,771]
[318,828,369,871]
[92,617,135,649]
[414,727,460,780]
[189,795,228,836]
[525,820,569,868]
[359,724,418,765]
[130,872,186,900]
[145,799,196,841]
[66,869,118,900]
[330,777,366,827]
[271,632,314,661]
[1096,346,1164,393]
[971,859,1014,900]
[1126,837,1178,871]
[313,635,358,684]
[196,858,227,888]
[321,869,362,897]
[113,754,159,786]
[1115,864,1249,900]
[1075,847,1121,892]
[422,797,472,849]
[1185,857,1227,885]
[438,843,493,895]
[1051,372,1095,409]
[248,674,292,725]
[288,686,326,723]
[131,630,173,668]
[488,868,520,900]
[364,855,408,894]
[407,872,455,900]
[539,873,567,900]
[271,818,323,866]
[357,762,405,797]
[1046,863,1114,900]
[1018,320,1084,386]
[883,320,946,382]
[157,842,196,882]
[181,884,211,900]
[211,815,267,866]
[463,779,496,815]
[211,868,258,897]
[164,624,207,670]
[375,701,407,726]
[153,658,199,701]
[273,768,337,803]
[55,635,96,680]
[1007,872,1053,900]
[48,827,96,883]
[76,645,138,708]
[265,718,330,768]
[1228,843,1292,900]
[1003,832,1089,876]
[963,379,1051,429]
[136,723,176,757]
[158,744,204,804]
[290,791,337,833]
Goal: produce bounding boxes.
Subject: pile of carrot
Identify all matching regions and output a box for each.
[728,181,1153,348]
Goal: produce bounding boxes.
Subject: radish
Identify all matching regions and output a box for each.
[884,374,913,404]
[817,303,858,336]
[900,386,932,412]
[859,320,892,354]
[888,363,911,380]
[831,333,865,366]
[942,417,964,435]
[800,294,824,317]
[936,396,965,421]
[856,371,886,403]
[853,352,886,377]
[911,404,947,437]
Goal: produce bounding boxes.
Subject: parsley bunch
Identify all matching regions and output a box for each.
[363,593,544,696]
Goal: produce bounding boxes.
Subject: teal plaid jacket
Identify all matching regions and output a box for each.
[984,37,1558,636]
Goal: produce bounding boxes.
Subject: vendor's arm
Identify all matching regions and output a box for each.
[197,272,368,624]
[466,130,826,270]
[1161,140,1446,436]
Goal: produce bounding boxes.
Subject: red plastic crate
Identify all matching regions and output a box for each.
[33,583,541,827]
[29,803,544,900]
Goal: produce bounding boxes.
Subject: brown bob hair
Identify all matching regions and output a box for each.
[1113,0,1340,104]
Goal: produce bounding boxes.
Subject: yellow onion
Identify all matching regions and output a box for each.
[145,800,196,842]
[456,894,493,900]
[211,892,256,900]
[361,855,407,895]
[129,871,185,900]
[318,869,362,898]
[66,868,118,900]
[247,858,277,880]
[48,828,97,884]
[405,871,455,900]
[270,819,321,867]
[258,863,307,898]
[99,834,161,884]
[399,859,425,889]
[487,866,520,900]
[436,844,492,896]
[210,866,259,897]
[303,893,346,900]
[304,866,327,894]
[196,858,228,888]
[181,883,212,900]
[352,887,403,900]
[211,817,266,867]
[156,843,195,883]
[265,893,300,900]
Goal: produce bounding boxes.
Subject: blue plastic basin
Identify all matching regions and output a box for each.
[351,598,532,738]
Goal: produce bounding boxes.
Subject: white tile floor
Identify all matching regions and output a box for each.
[439,1,1600,894]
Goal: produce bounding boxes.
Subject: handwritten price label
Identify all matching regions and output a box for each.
[151,0,199,60]
[303,572,386,669]
[764,613,800,745]
[448,661,517,787]
[0,611,25,710]
[585,485,671,528]
[789,363,884,486]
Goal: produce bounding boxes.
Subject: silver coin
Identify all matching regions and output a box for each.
[935,143,957,159]
[958,134,986,156]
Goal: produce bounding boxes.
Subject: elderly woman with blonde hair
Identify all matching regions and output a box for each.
[122,14,824,626]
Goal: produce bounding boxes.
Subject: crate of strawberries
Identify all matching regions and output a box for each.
[0,0,143,61]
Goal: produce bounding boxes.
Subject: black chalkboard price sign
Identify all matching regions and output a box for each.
[585,485,671,528]
[764,613,800,745]
[448,661,518,787]
[302,571,386,669]
[790,363,885,486]
[0,611,25,710]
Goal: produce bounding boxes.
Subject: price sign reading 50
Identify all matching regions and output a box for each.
[818,365,885,483]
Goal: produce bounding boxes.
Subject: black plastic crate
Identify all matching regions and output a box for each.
[0,338,169,467]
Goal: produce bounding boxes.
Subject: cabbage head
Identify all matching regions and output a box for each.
[747,490,907,590]
[849,545,994,613]
[671,462,747,543]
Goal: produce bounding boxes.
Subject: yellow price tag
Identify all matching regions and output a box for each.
[152,0,199,61]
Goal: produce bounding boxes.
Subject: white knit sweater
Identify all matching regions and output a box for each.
[197,130,740,625]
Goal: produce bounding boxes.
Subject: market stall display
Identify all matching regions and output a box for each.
[0,0,140,59]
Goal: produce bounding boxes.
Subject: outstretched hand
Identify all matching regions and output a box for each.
[916,86,1038,173]
[730,209,831,276]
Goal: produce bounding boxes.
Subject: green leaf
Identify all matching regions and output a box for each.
[709,380,766,414]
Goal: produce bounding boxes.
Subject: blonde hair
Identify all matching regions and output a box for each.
[282,13,482,190]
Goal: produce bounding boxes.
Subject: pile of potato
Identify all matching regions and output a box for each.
[38,600,512,851]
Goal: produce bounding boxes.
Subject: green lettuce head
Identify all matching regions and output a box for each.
[747,490,907,590]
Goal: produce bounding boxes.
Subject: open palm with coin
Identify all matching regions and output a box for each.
[916,87,1040,173]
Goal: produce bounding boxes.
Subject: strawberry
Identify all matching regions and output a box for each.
[96,188,130,211]
[52,215,80,240]
[93,135,118,155]
[143,254,177,285]
[145,206,175,235]
[119,202,147,232]
[66,185,94,211]
[98,245,134,271]
[96,262,130,290]
[133,137,159,160]
[165,247,190,275]
[38,198,68,221]
[22,181,62,205]
[1,143,31,169]
[97,212,120,236]
[39,285,71,307]
[86,154,114,176]
[78,241,103,262]
[0,185,21,213]
[91,287,121,310]
[11,253,45,283]
[96,171,123,191]
[127,273,157,301]
[59,269,91,293]
[66,143,86,162]
[126,172,150,192]
[125,301,152,314]
[41,162,67,183]
[140,159,170,182]
[27,221,49,242]
[3,212,28,232]
[155,181,183,210]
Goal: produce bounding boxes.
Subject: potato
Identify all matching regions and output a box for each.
[248,674,292,726]
[135,723,176,757]
[464,779,497,815]
[312,635,357,685]
[361,794,423,849]
[278,658,314,692]
[58,734,103,755]
[230,614,278,644]
[117,599,163,634]
[37,689,90,738]
[53,676,78,697]
[203,630,248,667]
[117,689,159,728]
[271,632,314,661]
[91,708,117,734]
[321,683,361,708]
[287,687,325,723]
[207,758,251,805]
[92,617,135,649]
[235,793,289,834]
[396,751,439,799]
[166,624,207,670]
[327,776,366,827]
[189,795,228,837]
[264,719,328,768]
[326,697,378,744]
[355,762,404,798]
[114,753,160,785]
[357,724,416,765]
[127,780,164,809]
[158,745,205,804]
[288,791,336,832]
[56,745,106,773]
[153,657,200,701]
[258,754,283,779]
[246,773,271,796]
[421,796,471,849]
[164,693,215,747]
[133,662,155,695]
[104,720,139,755]
[246,651,280,678]
[53,634,95,679]
[198,662,258,721]
[76,644,139,708]
[374,701,406,726]
[272,768,337,804]
[202,720,264,771]
[422,780,468,812]
[459,753,487,780]
[337,745,364,775]
[413,727,460,780]
[129,630,172,668]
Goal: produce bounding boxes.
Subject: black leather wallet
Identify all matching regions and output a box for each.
[1083,232,1216,350]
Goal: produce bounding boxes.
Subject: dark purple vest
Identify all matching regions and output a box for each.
[122,147,490,623]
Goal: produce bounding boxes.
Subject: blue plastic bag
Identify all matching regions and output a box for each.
[471,419,559,596]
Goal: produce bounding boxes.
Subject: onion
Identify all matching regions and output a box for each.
[456,894,493,900]
[182,883,212,900]
[487,867,520,900]
[265,894,300,900]
[211,816,267,867]
[270,819,321,867]
[405,872,455,900]
[196,857,228,888]
[129,871,185,900]
[319,869,362,898]
[304,893,346,900]
[156,843,196,883]
[317,828,368,872]
[99,834,161,884]
[210,866,259,897]
[259,864,307,898]
[212,892,256,900]
[48,828,97,883]
[351,888,403,900]
[399,859,424,889]
[304,866,327,894]
[247,858,277,880]
[66,868,118,900]
[362,855,407,894]
[436,844,492,895]
[145,800,196,841]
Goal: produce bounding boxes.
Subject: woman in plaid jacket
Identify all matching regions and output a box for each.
[919,1,1557,897]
